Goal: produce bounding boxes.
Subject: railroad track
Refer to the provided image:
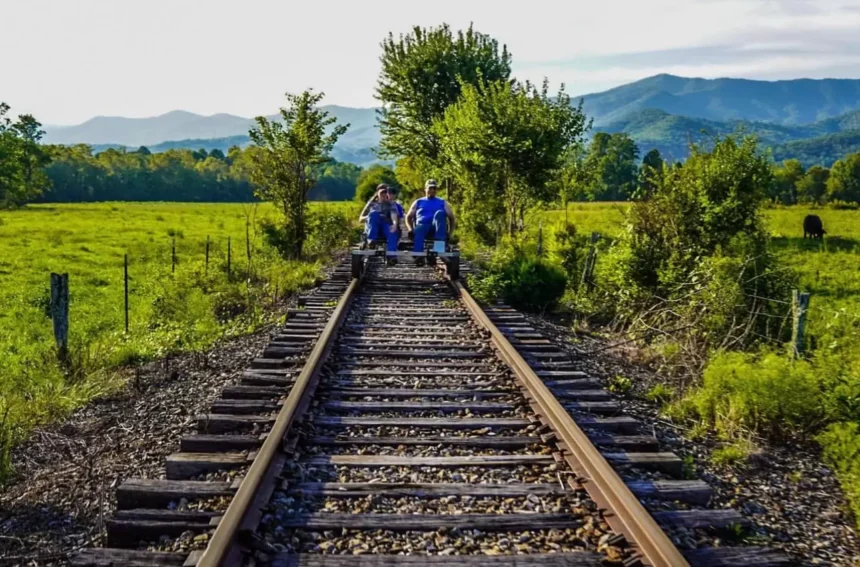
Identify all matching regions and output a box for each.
[72,260,790,567]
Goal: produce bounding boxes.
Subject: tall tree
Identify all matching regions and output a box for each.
[583,133,639,201]
[0,104,51,207]
[354,164,398,202]
[771,159,804,204]
[376,23,511,190]
[249,90,348,259]
[796,165,830,205]
[435,79,588,237]
[638,148,664,196]
[827,152,860,204]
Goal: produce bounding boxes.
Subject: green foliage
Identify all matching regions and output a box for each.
[468,250,567,313]
[355,164,398,202]
[598,136,792,356]
[39,143,359,203]
[607,375,633,396]
[796,165,830,205]
[817,422,860,528]
[827,153,860,204]
[0,103,51,207]
[376,23,511,171]
[582,133,639,201]
[249,90,349,259]
[435,78,589,237]
[549,222,587,282]
[711,441,754,468]
[645,383,674,405]
[770,159,804,204]
[687,351,824,438]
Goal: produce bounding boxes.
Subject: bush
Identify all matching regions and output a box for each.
[687,351,825,439]
[469,252,567,313]
[817,422,860,528]
[305,208,356,259]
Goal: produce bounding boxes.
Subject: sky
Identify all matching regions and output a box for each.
[4,0,860,125]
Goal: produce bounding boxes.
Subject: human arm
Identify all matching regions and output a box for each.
[358,197,375,222]
[405,200,418,231]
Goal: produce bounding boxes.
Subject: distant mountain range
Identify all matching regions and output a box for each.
[44,74,860,167]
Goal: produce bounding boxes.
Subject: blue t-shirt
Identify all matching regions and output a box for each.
[415,197,446,225]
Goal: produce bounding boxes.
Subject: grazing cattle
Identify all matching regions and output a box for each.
[803,214,826,239]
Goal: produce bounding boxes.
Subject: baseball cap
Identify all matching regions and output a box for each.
[425,179,438,189]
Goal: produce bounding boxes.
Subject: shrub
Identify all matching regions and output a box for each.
[817,422,860,528]
[646,383,674,405]
[687,351,824,439]
[550,221,587,283]
[305,209,355,259]
[607,375,633,396]
[711,440,754,467]
[469,251,567,313]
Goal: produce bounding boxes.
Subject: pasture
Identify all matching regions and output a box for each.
[0,202,355,477]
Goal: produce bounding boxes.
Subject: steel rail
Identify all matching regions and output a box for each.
[196,278,359,567]
[454,280,689,567]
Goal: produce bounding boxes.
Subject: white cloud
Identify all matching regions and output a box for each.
[2,0,859,124]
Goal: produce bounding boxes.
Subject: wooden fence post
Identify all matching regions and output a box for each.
[791,290,811,357]
[50,273,69,362]
[581,232,601,290]
[124,254,129,334]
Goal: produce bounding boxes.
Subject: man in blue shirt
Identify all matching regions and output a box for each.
[359,184,399,254]
[405,179,456,262]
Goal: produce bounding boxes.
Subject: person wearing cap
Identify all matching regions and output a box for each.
[405,179,455,262]
[359,184,399,254]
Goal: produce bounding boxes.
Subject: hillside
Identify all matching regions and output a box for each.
[595,108,860,162]
[770,131,860,167]
[579,74,860,126]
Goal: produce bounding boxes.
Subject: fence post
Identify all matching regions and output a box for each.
[124,254,129,334]
[205,236,210,274]
[50,273,69,362]
[227,236,232,276]
[581,232,601,290]
[171,236,176,274]
[791,290,811,357]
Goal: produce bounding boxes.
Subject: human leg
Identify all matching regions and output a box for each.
[431,210,447,242]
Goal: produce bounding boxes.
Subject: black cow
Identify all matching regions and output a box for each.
[803,214,826,239]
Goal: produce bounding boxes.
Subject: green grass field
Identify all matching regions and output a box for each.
[0,202,356,478]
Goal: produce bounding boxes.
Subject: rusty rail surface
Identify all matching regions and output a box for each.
[196,278,359,567]
[453,279,689,567]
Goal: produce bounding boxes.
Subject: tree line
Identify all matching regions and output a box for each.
[0,108,361,206]
[770,154,860,205]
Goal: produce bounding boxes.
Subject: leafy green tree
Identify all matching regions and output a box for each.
[376,23,511,188]
[796,165,830,205]
[638,148,664,196]
[583,133,639,200]
[827,152,860,204]
[209,148,226,161]
[624,136,774,291]
[0,104,51,207]
[249,90,348,259]
[771,159,804,204]
[355,164,398,202]
[435,79,588,237]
